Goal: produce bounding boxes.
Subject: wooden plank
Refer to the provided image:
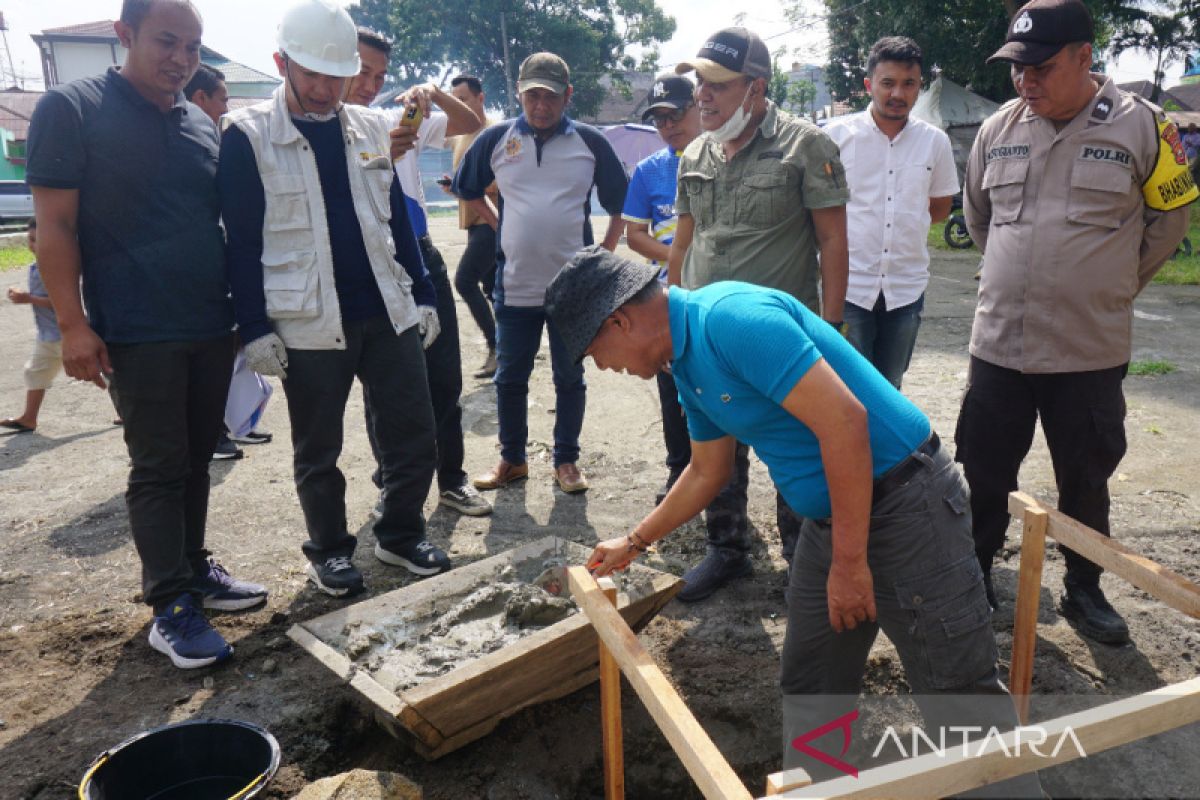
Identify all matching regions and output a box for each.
[764,768,812,796]
[405,578,679,736]
[568,566,753,800]
[1008,492,1200,618]
[417,664,601,759]
[764,677,1200,799]
[292,535,681,758]
[598,577,625,800]
[1009,507,1048,724]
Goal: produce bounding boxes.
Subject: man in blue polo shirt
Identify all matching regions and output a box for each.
[622,72,702,504]
[545,248,1041,795]
[25,0,268,670]
[454,52,627,495]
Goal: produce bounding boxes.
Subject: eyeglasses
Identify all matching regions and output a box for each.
[649,106,690,128]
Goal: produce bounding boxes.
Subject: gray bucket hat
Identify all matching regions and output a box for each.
[545,246,660,364]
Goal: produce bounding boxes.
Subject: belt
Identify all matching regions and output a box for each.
[872,432,940,505]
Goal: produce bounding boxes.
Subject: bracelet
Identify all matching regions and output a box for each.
[629,531,652,550]
[626,534,647,553]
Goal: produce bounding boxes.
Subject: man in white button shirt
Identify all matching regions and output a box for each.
[825,37,958,389]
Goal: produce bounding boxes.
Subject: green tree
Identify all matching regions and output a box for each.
[814,0,1127,105]
[1110,1,1197,103]
[349,0,676,117]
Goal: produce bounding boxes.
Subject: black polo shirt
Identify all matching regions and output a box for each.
[25,67,232,344]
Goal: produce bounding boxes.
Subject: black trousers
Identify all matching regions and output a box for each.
[287,317,435,563]
[954,355,1128,586]
[108,333,236,611]
[453,223,497,350]
[655,370,691,473]
[367,241,466,493]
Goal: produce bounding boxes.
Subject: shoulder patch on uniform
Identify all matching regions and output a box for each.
[1092,98,1112,120]
[986,144,1030,162]
[1143,115,1199,211]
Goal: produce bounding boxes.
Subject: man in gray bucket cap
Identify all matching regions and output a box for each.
[545,247,1041,795]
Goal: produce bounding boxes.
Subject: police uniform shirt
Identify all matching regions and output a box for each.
[964,74,1195,373]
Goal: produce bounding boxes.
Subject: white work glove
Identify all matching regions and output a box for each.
[418,305,440,349]
[244,333,289,379]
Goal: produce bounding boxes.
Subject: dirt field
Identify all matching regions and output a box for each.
[1,215,1198,799]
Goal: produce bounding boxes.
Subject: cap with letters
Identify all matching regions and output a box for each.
[676,27,771,83]
[641,72,695,122]
[987,0,1094,66]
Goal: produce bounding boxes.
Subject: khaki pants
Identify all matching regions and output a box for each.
[23,339,62,390]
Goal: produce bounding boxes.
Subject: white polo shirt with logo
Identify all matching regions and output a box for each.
[452,114,628,307]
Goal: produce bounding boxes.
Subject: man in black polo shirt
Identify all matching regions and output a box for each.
[25,0,267,670]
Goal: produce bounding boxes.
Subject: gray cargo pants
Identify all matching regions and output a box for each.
[780,441,1042,796]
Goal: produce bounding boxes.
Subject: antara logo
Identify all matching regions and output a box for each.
[790,710,1088,779]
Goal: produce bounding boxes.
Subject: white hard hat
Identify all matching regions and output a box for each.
[277,0,360,78]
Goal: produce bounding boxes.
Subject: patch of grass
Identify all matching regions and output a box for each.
[1128,360,1177,376]
[0,244,33,273]
[1153,256,1200,285]
[1153,217,1200,285]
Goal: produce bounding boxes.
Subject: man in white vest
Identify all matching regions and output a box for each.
[218,0,450,598]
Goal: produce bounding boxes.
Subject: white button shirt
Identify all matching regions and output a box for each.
[825,110,958,310]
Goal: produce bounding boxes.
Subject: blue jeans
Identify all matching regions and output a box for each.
[844,293,924,389]
[494,303,586,466]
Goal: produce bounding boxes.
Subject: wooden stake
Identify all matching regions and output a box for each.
[764,767,812,795]
[567,567,754,800]
[1008,492,1200,618]
[598,576,624,800]
[1010,505,1048,724]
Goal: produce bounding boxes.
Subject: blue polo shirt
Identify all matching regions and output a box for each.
[621,146,681,274]
[668,283,930,519]
[453,113,627,307]
[25,68,232,344]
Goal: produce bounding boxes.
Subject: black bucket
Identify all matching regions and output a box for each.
[78,718,280,800]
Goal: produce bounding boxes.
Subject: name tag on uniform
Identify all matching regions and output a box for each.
[1078,146,1132,167]
[985,144,1030,162]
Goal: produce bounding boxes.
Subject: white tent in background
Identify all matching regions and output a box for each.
[911,76,1001,181]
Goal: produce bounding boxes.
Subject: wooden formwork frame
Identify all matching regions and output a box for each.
[567,491,1200,799]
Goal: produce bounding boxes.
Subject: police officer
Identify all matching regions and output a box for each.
[959,0,1196,643]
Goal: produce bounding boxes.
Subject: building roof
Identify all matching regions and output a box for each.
[0,90,42,139]
[37,20,117,38]
[1162,83,1200,112]
[1117,80,1190,110]
[202,54,279,87]
[577,72,656,126]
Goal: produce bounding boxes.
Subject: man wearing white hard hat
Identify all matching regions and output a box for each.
[219,0,450,599]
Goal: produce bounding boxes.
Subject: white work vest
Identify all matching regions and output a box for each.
[224,87,419,350]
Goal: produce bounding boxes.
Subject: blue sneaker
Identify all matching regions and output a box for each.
[149,594,233,669]
[191,558,268,611]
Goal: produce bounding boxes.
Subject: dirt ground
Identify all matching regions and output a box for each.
[1,215,1198,799]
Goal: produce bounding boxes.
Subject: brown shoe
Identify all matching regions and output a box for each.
[473,459,529,490]
[554,463,589,493]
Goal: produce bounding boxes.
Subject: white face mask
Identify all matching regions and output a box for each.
[709,83,755,143]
